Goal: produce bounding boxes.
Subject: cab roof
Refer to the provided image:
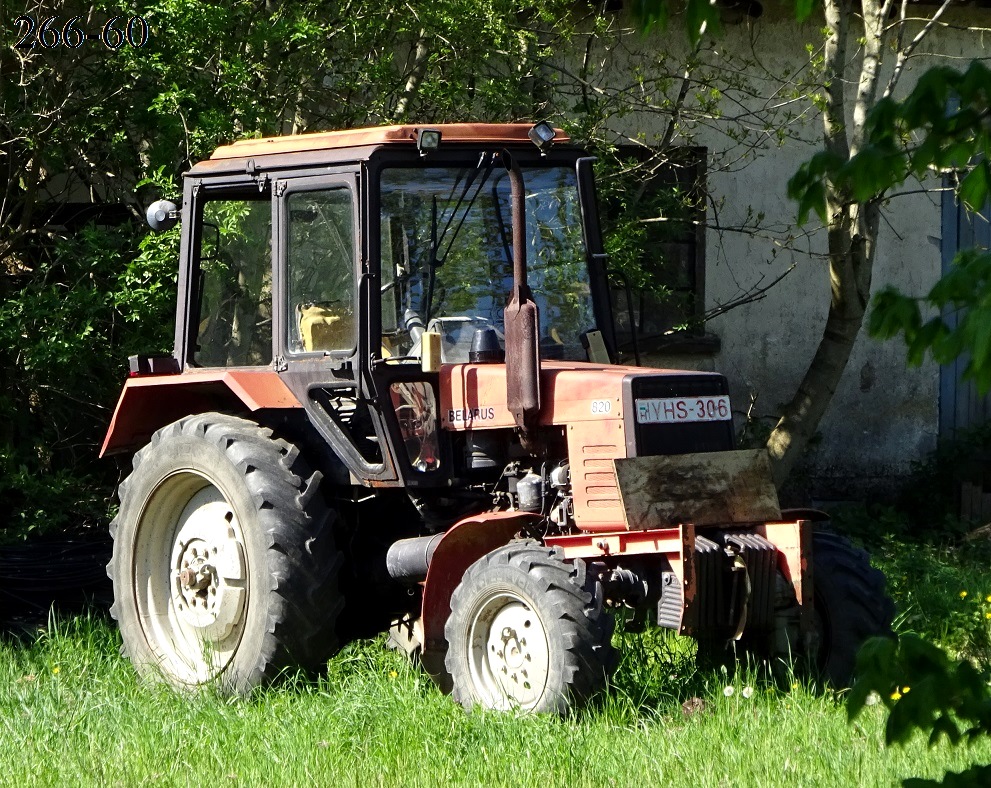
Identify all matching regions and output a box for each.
[209,123,570,161]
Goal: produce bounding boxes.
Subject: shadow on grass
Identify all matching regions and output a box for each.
[0,529,112,640]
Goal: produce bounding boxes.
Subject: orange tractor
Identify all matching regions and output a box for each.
[103,123,892,712]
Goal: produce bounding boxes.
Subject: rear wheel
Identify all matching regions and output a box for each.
[444,542,615,713]
[811,530,894,685]
[108,413,342,692]
[710,531,894,686]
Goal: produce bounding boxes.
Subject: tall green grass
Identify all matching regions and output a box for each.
[0,622,987,785]
[874,538,991,667]
[2,535,990,786]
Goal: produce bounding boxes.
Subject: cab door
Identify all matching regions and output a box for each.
[274,173,400,485]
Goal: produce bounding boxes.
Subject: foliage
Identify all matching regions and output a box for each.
[870,249,991,394]
[849,634,991,788]
[0,222,175,535]
[788,59,991,393]
[594,147,705,338]
[631,0,720,45]
[791,62,991,223]
[0,0,583,537]
[839,488,991,786]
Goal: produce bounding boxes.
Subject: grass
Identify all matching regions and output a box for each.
[3,534,991,786]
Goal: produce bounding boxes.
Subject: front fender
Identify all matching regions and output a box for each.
[419,511,541,691]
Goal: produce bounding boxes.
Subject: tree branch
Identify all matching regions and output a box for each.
[883,0,954,99]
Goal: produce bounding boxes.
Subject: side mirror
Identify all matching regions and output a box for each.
[145,199,180,232]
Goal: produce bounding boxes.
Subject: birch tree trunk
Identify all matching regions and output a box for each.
[766,0,892,487]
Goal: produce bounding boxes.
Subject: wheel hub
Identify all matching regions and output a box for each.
[470,594,550,710]
[498,626,529,670]
[175,541,219,608]
[167,488,247,642]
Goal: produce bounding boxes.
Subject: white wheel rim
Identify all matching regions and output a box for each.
[467,591,550,710]
[133,471,248,684]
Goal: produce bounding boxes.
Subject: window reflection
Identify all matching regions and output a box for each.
[390,381,440,472]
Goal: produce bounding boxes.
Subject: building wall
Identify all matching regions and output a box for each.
[600,7,989,497]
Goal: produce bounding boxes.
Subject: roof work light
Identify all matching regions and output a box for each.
[528,122,556,153]
[416,128,442,156]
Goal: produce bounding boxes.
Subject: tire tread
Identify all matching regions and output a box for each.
[445,540,615,713]
[108,412,342,691]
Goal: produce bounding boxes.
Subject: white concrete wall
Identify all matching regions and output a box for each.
[589,7,990,495]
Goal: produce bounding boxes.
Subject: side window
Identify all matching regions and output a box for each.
[287,189,355,353]
[194,195,273,367]
[603,146,707,347]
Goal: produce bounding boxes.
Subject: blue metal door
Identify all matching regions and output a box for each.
[940,179,991,518]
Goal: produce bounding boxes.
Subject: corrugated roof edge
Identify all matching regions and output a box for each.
[209,123,570,161]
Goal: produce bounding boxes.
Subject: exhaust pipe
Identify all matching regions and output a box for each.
[501,150,541,435]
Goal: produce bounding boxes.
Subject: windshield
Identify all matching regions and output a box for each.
[379,163,595,362]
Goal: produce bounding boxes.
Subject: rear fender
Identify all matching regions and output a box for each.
[101,370,301,456]
[419,511,540,691]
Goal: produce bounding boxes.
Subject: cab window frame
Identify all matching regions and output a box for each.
[184,182,275,369]
[275,174,361,363]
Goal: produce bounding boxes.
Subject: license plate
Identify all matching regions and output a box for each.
[636,395,732,424]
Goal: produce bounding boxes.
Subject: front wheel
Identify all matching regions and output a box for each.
[108,413,342,692]
[444,542,615,713]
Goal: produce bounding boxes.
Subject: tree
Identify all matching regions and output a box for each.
[635,0,972,487]
[793,60,991,397]
[0,0,580,534]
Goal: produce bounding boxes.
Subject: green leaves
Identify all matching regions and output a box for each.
[628,0,669,34]
[629,0,721,45]
[869,251,991,393]
[848,633,991,787]
[848,634,991,749]
[791,0,819,22]
[959,161,991,212]
[788,151,843,223]
[630,0,821,42]
[793,62,991,223]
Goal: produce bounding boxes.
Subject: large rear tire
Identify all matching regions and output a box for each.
[812,530,894,686]
[444,542,615,713]
[108,413,342,692]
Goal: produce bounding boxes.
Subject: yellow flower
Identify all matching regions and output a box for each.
[52,666,60,675]
[985,612,991,620]
[960,591,969,599]
[901,686,911,694]
[890,690,902,701]
[388,670,398,679]
[985,595,991,604]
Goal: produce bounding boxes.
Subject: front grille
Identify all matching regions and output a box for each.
[623,373,734,457]
[665,531,778,636]
[725,533,777,630]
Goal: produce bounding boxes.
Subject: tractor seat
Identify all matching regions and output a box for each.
[297,303,354,352]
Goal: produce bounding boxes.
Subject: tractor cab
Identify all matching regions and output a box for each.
[137,124,617,493]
